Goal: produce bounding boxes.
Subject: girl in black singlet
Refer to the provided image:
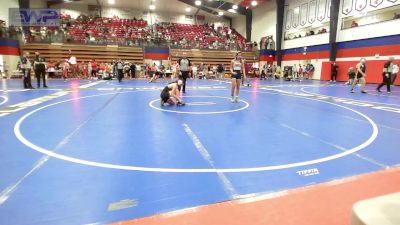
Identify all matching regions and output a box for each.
[351,58,367,93]
[230,52,246,103]
[160,80,185,106]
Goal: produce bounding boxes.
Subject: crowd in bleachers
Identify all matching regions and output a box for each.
[154,22,249,50]
[0,13,251,50]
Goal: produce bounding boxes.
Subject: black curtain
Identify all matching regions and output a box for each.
[276,0,285,66]
[245,10,252,42]
[329,0,340,61]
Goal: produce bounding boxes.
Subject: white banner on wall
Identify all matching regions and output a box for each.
[292,6,300,27]
[327,0,331,17]
[308,0,317,23]
[355,0,368,11]
[340,0,400,17]
[285,8,293,30]
[370,0,384,7]
[342,0,354,15]
[283,0,331,31]
[317,0,327,21]
[300,3,308,26]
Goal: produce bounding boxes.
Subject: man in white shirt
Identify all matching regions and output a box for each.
[68,53,78,77]
[391,63,398,85]
[192,64,198,79]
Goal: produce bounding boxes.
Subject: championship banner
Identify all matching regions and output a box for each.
[300,3,308,26]
[308,0,317,24]
[342,0,354,15]
[285,8,293,30]
[355,0,368,11]
[370,0,383,7]
[292,7,300,28]
[317,0,327,21]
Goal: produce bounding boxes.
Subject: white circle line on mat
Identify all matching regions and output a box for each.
[14,89,378,173]
[149,95,249,114]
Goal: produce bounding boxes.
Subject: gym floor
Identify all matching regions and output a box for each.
[0,78,399,225]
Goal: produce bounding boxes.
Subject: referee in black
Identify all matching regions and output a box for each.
[34,52,48,88]
[177,52,191,93]
[377,57,394,93]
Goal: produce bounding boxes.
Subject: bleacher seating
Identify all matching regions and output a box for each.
[21,14,257,71]
[67,16,148,44]
[23,13,250,50]
[22,43,144,64]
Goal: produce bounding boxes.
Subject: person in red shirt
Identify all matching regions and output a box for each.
[47,61,55,78]
[82,61,88,79]
[351,21,358,28]
[91,59,97,79]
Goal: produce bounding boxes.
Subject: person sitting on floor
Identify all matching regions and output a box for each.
[160,80,185,106]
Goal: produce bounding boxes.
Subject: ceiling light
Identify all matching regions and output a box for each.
[232,4,238,9]
[195,0,202,6]
[251,0,258,6]
[228,9,236,13]
[218,11,224,16]
[149,4,156,10]
[185,7,191,12]
[108,0,115,4]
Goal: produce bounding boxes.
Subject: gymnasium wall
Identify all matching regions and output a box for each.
[337,0,400,42]
[47,2,229,26]
[282,0,331,49]
[323,35,400,85]
[251,0,277,43]
[282,33,329,50]
[29,0,47,8]
[101,7,230,26]
[279,42,331,80]
[0,0,19,25]
[232,15,247,40]
[281,34,400,83]
[50,2,90,18]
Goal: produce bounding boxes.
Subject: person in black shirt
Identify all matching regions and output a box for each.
[116,60,124,83]
[177,53,191,93]
[217,64,224,79]
[351,58,367,93]
[34,52,47,88]
[129,63,136,79]
[346,67,355,85]
[331,62,338,82]
[377,57,394,93]
[160,80,185,106]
